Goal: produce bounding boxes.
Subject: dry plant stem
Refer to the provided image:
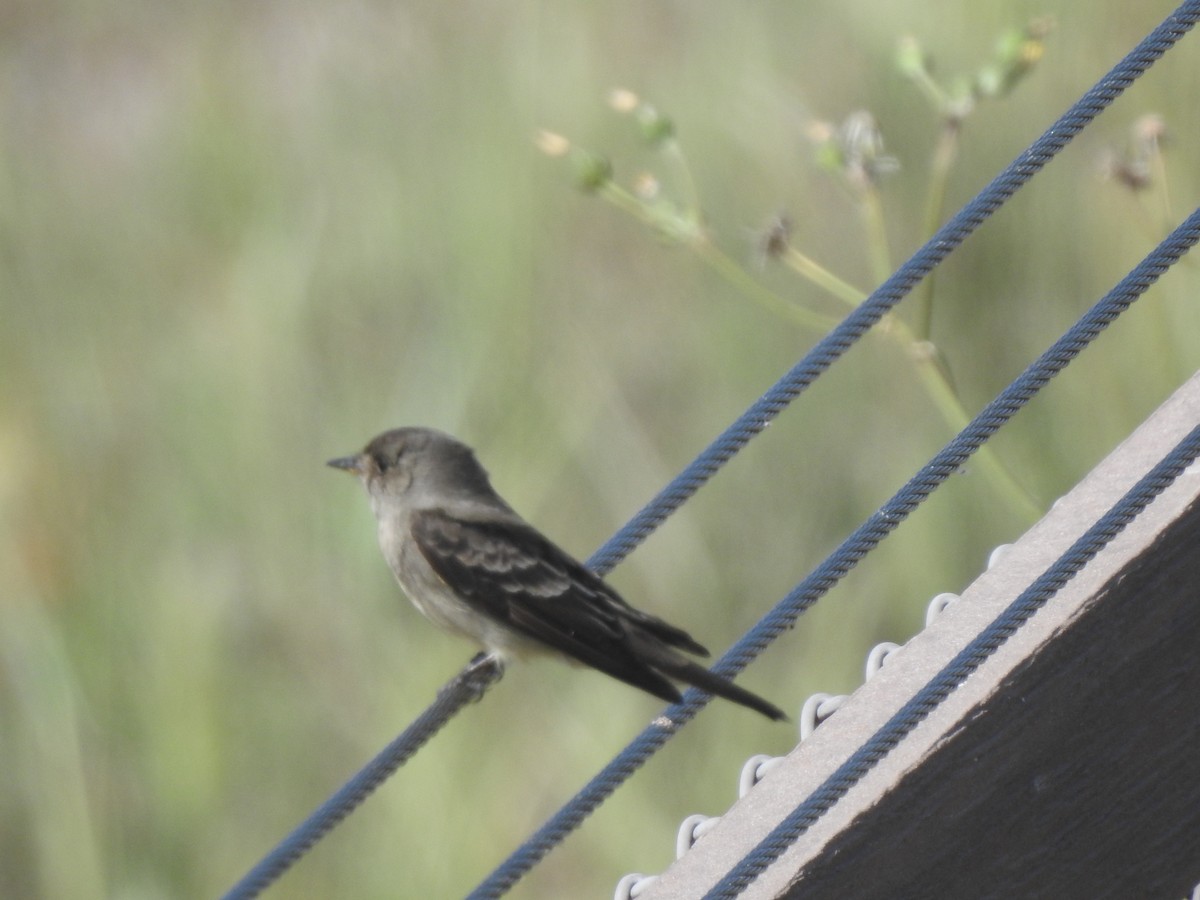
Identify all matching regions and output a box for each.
[785,252,1042,522]
[597,176,1041,522]
[662,137,838,332]
[698,241,840,331]
[597,182,837,332]
[1150,144,1174,235]
[1141,151,1186,379]
[908,338,1044,524]
[662,139,701,212]
[915,119,962,341]
[1115,143,1190,380]
[906,58,951,111]
[781,248,866,308]
[861,185,892,286]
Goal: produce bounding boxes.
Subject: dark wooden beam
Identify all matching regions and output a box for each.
[643,372,1200,900]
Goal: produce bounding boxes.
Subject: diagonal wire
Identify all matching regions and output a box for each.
[585,0,1200,576]
[220,659,503,900]
[706,420,1200,898]
[469,204,1200,899]
[466,3,1200,894]
[220,3,1200,898]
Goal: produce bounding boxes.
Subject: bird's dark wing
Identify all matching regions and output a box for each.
[412,508,787,721]
[410,507,707,702]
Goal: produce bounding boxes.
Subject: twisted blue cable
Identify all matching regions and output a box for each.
[706,419,1200,898]
[585,0,1200,576]
[221,659,503,900]
[471,204,1200,899]
[467,3,1200,895]
[220,3,1199,898]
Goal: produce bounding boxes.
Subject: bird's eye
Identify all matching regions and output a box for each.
[374,446,405,471]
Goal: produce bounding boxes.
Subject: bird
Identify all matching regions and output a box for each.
[327,427,785,720]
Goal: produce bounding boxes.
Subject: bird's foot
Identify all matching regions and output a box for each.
[449,651,504,703]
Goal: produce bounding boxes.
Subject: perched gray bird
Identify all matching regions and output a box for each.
[328,427,785,720]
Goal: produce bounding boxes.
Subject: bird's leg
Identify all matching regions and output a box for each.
[449,651,505,703]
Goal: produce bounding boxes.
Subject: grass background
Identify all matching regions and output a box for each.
[2,1,1198,897]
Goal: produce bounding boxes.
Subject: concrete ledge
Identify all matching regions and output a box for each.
[643,370,1200,900]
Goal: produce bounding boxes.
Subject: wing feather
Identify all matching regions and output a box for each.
[410,509,704,701]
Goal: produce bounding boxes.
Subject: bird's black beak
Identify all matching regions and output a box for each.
[326,454,364,474]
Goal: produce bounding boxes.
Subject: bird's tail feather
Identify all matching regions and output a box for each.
[661,658,787,721]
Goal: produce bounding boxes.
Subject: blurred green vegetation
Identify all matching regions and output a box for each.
[1,1,1197,897]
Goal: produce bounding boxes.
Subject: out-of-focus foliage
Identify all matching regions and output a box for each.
[1,1,1196,897]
